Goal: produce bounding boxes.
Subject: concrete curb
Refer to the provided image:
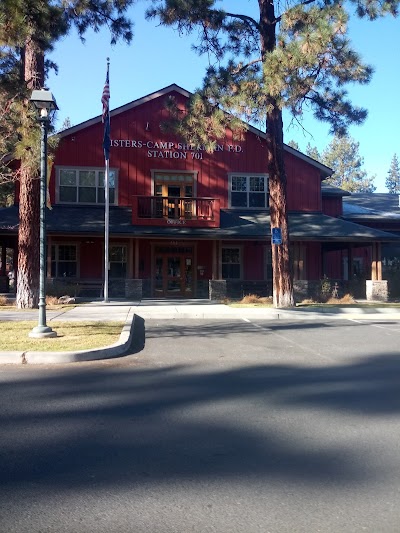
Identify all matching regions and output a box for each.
[2,303,400,365]
[1,308,136,365]
[132,306,400,321]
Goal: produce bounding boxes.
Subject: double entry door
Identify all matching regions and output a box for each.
[154,245,194,297]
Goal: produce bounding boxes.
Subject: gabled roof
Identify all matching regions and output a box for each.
[321,182,351,197]
[343,193,400,220]
[57,83,332,179]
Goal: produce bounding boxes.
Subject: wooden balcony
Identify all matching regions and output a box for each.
[132,196,220,227]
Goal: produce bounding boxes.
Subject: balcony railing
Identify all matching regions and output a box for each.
[132,196,220,227]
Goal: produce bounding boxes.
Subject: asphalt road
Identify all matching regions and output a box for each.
[1,317,400,532]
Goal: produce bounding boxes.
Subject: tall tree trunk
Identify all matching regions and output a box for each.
[266,103,294,307]
[16,34,43,309]
[259,0,294,308]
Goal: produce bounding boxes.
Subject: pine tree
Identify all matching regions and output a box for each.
[322,135,376,192]
[58,117,73,132]
[0,0,135,308]
[287,140,300,151]
[306,144,322,163]
[386,154,400,193]
[0,50,20,206]
[146,0,396,307]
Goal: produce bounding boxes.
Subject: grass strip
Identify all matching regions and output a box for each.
[0,321,124,352]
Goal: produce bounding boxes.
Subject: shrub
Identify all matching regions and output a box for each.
[46,295,61,306]
[0,295,10,306]
[241,294,262,304]
[299,298,317,305]
[240,294,273,305]
[319,276,332,302]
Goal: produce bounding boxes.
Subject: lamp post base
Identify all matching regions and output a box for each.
[29,325,57,338]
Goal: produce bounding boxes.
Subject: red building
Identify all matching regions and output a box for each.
[0,84,398,300]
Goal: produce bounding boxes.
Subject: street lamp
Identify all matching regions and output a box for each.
[29,89,58,339]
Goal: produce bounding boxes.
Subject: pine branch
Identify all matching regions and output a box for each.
[231,58,263,76]
[222,11,261,32]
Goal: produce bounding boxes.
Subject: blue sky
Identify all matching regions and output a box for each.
[47,1,400,192]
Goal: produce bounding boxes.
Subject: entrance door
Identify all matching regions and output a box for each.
[167,186,181,219]
[154,246,194,297]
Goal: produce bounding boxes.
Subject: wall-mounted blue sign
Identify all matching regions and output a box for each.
[271,227,282,245]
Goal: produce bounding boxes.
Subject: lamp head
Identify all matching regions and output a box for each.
[30,89,58,119]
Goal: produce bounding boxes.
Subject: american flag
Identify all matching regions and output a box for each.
[101,69,110,123]
[102,65,110,160]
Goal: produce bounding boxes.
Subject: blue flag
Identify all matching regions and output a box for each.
[101,67,110,160]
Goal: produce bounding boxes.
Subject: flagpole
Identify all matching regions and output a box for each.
[104,155,109,302]
[102,58,111,303]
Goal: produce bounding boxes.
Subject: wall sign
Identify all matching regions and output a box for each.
[110,138,243,159]
[272,227,282,245]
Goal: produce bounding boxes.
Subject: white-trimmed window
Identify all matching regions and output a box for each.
[51,244,77,278]
[229,173,268,208]
[222,247,241,279]
[109,245,127,278]
[57,167,117,205]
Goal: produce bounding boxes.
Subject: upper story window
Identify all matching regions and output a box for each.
[152,171,196,219]
[229,173,269,209]
[56,167,117,205]
[153,172,195,198]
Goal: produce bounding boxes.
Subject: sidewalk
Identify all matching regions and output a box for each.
[1,299,400,365]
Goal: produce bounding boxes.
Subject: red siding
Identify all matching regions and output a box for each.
[197,240,213,280]
[323,250,342,279]
[80,242,103,278]
[244,242,265,279]
[322,197,342,217]
[285,152,322,212]
[307,242,322,279]
[53,90,323,211]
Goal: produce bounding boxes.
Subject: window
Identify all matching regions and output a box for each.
[222,247,241,279]
[152,172,195,219]
[109,245,127,278]
[51,244,77,277]
[153,172,194,198]
[229,174,268,208]
[57,167,117,205]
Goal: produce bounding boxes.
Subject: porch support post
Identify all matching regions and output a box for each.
[371,242,382,281]
[377,243,382,280]
[218,240,222,279]
[1,245,6,276]
[371,243,376,280]
[212,240,217,280]
[347,244,353,281]
[127,238,134,278]
[134,238,139,279]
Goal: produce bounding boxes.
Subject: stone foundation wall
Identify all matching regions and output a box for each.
[293,280,320,301]
[196,280,209,299]
[225,280,271,299]
[125,279,143,300]
[142,279,152,298]
[209,280,227,301]
[109,280,126,298]
[366,280,388,302]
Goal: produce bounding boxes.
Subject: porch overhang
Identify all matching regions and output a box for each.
[1,206,399,242]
